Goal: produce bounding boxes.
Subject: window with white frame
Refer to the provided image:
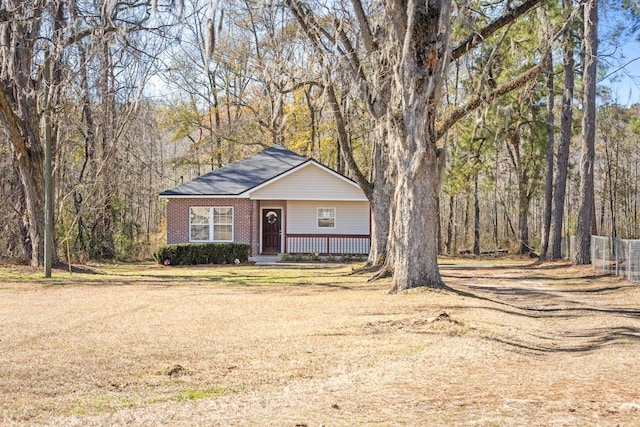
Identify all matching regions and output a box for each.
[189,207,234,242]
[317,207,336,228]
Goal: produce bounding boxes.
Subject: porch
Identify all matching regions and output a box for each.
[285,234,370,255]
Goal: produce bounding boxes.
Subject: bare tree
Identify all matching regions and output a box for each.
[283,0,551,291]
[0,1,66,266]
[0,0,176,265]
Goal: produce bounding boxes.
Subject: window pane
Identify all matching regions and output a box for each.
[190,207,210,225]
[318,208,334,218]
[191,225,210,241]
[190,206,233,241]
[318,218,335,228]
[317,208,335,228]
[213,225,233,241]
[215,215,233,225]
[213,207,233,225]
[214,207,232,216]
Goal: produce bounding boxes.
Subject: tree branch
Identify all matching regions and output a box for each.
[281,80,323,94]
[324,79,373,197]
[350,0,378,54]
[335,20,367,84]
[284,0,376,115]
[451,0,543,61]
[436,55,550,139]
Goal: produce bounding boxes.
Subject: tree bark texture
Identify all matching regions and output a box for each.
[548,2,574,260]
[9,139,46,267]
[367,129,393,265]
[574,0,598,265]
[385,0,451,292]
[388,134,444,292]
[539,56,555,260]
[0,7,46,267]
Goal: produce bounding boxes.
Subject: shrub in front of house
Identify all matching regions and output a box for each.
[153,243,250,266]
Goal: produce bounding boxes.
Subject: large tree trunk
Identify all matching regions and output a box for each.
[369,182,392,265]
[6,2,65,268]
[384,0,451,292]
[11,165,31,260]
[0,10,46,266]
[574,0,598,265]
[367,134,392,265]
[388,133,444,292]
[1,2,66,267]
[539,56,555,260]
[12,144,46,267]
[548,0,575,259]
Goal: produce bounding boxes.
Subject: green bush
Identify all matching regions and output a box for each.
[153,243,250,266]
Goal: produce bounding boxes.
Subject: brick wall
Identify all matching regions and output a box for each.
[251,200,259,256]
[166,198,259,255]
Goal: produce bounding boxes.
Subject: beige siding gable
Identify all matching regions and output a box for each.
[248,163,367,200]
[286,201,370,235]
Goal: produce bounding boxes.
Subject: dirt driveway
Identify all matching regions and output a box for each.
[0,259,639,426]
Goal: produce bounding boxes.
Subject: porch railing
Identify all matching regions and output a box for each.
[285,234,370,255]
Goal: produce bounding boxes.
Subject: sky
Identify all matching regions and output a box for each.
[598,9,640,106]
[601,40,640,105]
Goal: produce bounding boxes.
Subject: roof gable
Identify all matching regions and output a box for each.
[246,161,368,201]
[159,145,308,197]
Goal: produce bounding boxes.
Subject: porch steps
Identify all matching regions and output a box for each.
[250,255,282,265]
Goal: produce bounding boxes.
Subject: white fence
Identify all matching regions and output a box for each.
[591,235,640,282]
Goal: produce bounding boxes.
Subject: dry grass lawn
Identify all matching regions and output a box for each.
[1,258,639,426]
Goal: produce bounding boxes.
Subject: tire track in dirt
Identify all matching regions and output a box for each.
[441,263,640,353]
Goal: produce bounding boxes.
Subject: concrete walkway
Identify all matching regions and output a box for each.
[249,255,282,265]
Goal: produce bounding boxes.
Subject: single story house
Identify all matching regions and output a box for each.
[159,145,371,257]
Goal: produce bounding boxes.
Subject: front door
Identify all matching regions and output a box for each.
[262,209,282,254]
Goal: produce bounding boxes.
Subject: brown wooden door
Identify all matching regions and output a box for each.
[262,209,282,254]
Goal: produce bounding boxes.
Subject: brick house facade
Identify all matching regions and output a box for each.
[166,198,260,256]
[160,145,370,257]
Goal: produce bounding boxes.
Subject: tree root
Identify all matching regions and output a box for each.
[351,262,383,275]
[367,266,392,282]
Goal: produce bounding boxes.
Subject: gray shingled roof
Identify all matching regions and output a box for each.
[159,145,309,196]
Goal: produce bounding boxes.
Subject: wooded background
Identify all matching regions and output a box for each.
[0,0,639,286]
